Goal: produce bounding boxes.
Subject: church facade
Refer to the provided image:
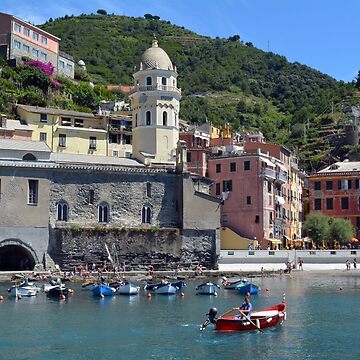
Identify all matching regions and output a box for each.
[0,40,221,271]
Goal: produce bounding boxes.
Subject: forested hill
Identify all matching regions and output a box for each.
[40,13,357,169]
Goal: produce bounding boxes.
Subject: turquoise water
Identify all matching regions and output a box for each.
[1,274,360,360]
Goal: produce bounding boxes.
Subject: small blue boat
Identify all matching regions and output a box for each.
[196,282,220,295]
[91,283,116,297]
[237,283,259,295]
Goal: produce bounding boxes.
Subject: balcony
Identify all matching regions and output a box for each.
[129,85,181,96]
[276,170,287,183]
[261,167,276,180]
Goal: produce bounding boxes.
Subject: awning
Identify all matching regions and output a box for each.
[266,238,282,244]
[275,162,287,172]
[260,157,275,167]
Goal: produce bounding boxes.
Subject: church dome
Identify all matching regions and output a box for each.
[140,38,174,71]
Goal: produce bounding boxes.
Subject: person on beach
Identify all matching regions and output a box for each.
[298,257,303,270]
[346,260,350,271]
[238,292,252,319]
[353,258,357,270]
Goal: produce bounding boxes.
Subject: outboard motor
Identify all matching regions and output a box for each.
[207,307,218,323]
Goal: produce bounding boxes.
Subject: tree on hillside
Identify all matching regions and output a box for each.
[303,212,329,247]
[328,218,355,246]
[355,70,360,90]
[97,9,107,15]
[72,82,99,109]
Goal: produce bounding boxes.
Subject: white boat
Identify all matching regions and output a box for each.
[8,279,39,297]
[117,282,140,295]
[196,282,220,295]
[153,283,177,295]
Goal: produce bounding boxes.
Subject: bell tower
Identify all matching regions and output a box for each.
[129,38,181,166]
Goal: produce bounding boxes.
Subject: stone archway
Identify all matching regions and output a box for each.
[0,240,38,271]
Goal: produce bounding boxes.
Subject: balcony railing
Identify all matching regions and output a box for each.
[261,167,276,180]
[276,171,287,183]
[129,85,181,96]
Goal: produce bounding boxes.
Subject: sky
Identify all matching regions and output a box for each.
[1,0,359,82]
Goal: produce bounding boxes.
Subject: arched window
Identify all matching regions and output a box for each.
[142,204,152,224]
[146,111,151,126]
[57,201,68,221]
[173,79,176,87]
[146,76,152,86]
[98,202,109,223]
[161,77,167,86]
[23,153,37,161]
[162,111,168,126]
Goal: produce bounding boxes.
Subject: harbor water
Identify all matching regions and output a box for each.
[1,273,360,360]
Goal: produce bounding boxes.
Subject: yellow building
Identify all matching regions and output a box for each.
[289,160,304,245]
[17,105,108,155]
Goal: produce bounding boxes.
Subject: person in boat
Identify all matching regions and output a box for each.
[237,292,253,319]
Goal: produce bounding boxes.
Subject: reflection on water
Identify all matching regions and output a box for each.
[1,275,360,359]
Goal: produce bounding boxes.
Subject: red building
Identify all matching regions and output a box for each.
[309,160,360,239]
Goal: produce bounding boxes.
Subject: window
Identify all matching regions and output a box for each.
[161,77,167,85]
[39,132,47,142]
[355,179,360,189]
[98,202,109,223]
[74,119,83,128]
[357,217,360,228]
[314,181,321,190]
[59,134,66,147]
[223,180,232,192]
[246,196,252,205]
[162,111,167,126]
[186,152,192,163]
[230,162,236,172]
[145,182,152,197]
[23,153,36,161]
[14,40,21,49]
[216,164,221,173]
[341,197,349,210]
[267,181,272,193]
[32,48,39,58]
[61,117,71,126]
[88,190,95,205]
[314,198,321,210]
[255,215,260,223]
[89,137,97,149]
[40,113,47,122]
[326,198,333,210]
[135,113,138,127]
[326,181,333,190]
[146,77,152,86]
[338,179,352,190]
[215,183,221,196]
[28,180,38,205]
[142,205,151,224]
[41,52,47,61]
[57,202,68,221]
[66,63,73,72]
[23,44,30,53]
[59,60,65,69]
[23,27,30,36]
[112,150,119,157]
[244,160,250,171]
[41,36,47,45]
[33,32,39,41]
[14,23,21,32]
[146,111,151,126]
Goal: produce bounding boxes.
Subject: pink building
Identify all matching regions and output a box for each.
[208,142,294,249]
[0,12,74,78]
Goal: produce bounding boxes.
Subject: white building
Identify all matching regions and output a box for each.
[129,38,181,166]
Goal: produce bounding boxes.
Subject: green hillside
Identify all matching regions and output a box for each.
[0,12,357,171]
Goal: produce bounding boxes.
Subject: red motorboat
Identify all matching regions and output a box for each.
[201,295,286,332]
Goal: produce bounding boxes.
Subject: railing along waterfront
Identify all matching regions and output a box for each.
[129,85,181,96]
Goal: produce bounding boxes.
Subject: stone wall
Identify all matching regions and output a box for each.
[50,169,180,228]
[50,227,218,270]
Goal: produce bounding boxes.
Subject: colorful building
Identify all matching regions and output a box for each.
[0,12,74,78]
[0,114,32,140]
[309,160,360,239]
[108,114,133,158]
[17,105,108,156]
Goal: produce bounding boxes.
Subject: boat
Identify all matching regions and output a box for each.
[91,283,116,297]
[116,282,140,295]
[153,283,177,295]
[144,280,185,291]
[44,279,71,298]
[222,277,248,290]
[237,283,259,295]
[196,282,220,295]
[201,295,286,332]
[8,277,39,297]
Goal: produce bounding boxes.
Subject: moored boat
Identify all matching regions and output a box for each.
[44,279,71,298]
[8,278,39,298]
[237,283,259,295]
[117,282,140,295]
[91,283,116,297]
[201,295,286,332]
[196,282,220,295]
[144,280,185,291]
[153,283,177,295]
[222,278,248,290]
